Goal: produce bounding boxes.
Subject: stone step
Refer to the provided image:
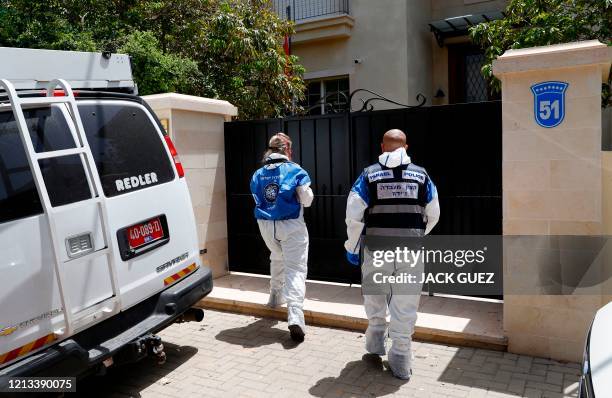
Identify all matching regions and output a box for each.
[196,272,507,351]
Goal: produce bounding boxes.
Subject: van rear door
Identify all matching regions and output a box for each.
[78,99,201,311]
[0,105,61,367]
[0,85,121,367]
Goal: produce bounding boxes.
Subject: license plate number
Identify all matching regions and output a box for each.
[127,217,164,250]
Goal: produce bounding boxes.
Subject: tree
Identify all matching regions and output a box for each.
[470,0,612,106]
[0,0,304,119]
[195,1,305,119]
[118,31,207,97]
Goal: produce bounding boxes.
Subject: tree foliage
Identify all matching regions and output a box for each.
[470,0,612,106]
[118,31,205,96]
[0,0,304,119]
[201,2,305,119]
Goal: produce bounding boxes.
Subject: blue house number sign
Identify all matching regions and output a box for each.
[530,81,569,128]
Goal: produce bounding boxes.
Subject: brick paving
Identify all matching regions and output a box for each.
[76,310,581,398]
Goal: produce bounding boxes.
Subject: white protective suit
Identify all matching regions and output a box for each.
[344,147,440,379]
[253,153,314,335]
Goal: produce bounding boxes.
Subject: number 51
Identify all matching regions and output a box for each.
[539,100,559,120]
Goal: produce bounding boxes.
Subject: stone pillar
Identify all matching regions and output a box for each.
[493,40,611,361]
[143,93,237,279]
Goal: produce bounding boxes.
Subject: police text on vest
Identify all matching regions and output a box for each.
[368,170,393,182]
[402,170,426,183]
[376,182,419,199]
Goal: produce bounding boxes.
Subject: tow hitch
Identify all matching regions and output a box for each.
[114,333,166,366]
[147,334,166,365]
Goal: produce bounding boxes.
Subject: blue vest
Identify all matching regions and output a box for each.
[250,160,311,220]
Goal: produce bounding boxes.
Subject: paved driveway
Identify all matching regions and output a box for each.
[77,310,580,398]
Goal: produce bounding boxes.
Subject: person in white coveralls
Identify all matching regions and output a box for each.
[250,133,314,342]
[344,129,440,379]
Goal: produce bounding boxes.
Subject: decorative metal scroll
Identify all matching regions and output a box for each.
[304,91,350,114]
[349,89,427,112]
[302,89,426,115]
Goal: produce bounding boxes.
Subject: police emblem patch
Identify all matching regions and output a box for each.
[531,81,568,128]
[264,183,279,202]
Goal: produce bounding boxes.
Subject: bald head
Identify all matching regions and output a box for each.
[381,129,407,153]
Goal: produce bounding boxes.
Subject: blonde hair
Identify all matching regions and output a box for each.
[263,132,292,161]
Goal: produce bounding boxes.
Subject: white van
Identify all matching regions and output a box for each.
[0,48,212,381]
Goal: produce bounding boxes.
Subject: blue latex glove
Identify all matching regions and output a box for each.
[346,251,360,266]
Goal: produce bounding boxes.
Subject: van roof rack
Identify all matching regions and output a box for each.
[0,47,136,94]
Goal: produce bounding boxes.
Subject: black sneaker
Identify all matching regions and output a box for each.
[289,324,305,342]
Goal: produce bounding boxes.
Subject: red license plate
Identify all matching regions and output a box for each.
[127,217,165,250]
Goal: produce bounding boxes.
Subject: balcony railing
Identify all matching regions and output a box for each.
[273,0,349,22]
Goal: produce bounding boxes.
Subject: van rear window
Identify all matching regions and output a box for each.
[0,110,44,223]
[78,102,175,197]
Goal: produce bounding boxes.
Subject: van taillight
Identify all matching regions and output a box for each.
[164,135,184,178]
[42,89,79,97]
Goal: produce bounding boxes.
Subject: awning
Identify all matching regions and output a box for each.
[429,11,505,47]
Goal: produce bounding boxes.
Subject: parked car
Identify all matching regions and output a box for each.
[0,47,212,384]
[579,301,612,397]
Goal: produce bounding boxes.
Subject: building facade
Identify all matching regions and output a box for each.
[273,0,507,112]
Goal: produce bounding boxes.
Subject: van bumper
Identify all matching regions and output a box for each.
[0,265,212,382]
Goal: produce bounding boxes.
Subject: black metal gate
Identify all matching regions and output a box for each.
[224,101,501,284]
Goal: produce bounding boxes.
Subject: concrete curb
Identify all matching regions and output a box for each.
[197,297,508,351]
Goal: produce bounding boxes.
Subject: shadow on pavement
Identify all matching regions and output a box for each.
[215,317,300,350]
[434,346,581,397]
[73,341,198,397]
[309,354,408,397]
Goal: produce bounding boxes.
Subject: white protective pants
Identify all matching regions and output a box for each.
[363,291,421,356]
[257,217,309,328]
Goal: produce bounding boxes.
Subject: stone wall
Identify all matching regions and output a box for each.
[493,40,612,361]
[143,93,237,279]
